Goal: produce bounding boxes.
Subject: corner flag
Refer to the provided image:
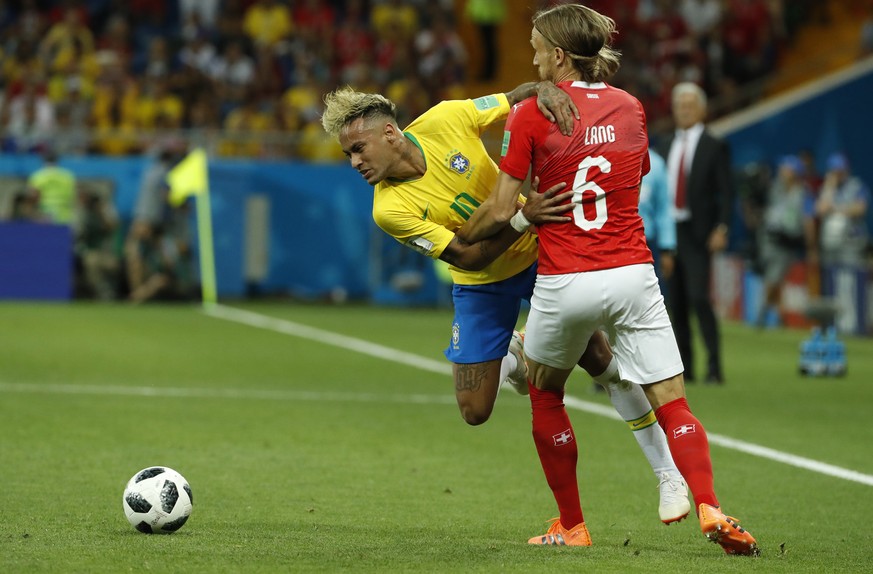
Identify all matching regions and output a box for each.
[166,148,217,307]
[167,148,207,207]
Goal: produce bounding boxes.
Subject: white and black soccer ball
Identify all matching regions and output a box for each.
[122,466,193,534]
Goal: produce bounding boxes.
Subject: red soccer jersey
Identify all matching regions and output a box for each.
[500,81,652,274]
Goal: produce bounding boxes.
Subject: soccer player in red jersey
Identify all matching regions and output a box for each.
[459,3,758,554]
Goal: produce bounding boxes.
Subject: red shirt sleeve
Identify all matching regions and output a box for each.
[499,98,539,181]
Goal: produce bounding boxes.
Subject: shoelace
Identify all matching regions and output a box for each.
[656,473,681,491]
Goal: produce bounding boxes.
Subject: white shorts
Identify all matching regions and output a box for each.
[524,264,684,385]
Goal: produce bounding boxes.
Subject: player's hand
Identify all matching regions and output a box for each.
[535,81,579,136]
[521,177,574,225]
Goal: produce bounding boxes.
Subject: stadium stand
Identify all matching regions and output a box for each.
[1,0,865,158]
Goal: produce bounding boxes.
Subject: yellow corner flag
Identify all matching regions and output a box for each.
[167,148,208,207]
[166,148,217,307]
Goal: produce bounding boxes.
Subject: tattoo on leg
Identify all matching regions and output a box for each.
[455,363,489,393]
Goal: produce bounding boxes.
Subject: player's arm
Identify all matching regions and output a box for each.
[375,208,515,273]
[438,225,522,271]
[505,82,579,136]
[457,174,572,244]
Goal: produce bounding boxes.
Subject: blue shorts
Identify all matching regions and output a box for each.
[444,263,537,364]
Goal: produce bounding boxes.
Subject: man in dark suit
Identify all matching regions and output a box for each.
[661,82,732,384]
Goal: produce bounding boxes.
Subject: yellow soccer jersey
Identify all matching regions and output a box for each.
[372,94,538,285]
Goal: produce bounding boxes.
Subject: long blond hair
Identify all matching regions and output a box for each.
[321,87,398,138]
[533,4,621,83]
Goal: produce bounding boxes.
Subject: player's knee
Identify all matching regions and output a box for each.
[458,402,493,426]
[579,336,612,374]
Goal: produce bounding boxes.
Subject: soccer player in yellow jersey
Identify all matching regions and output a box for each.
[322,83,691,526]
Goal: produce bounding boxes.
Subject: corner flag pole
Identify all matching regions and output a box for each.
[166,148,217,307]
[195,180,217,307]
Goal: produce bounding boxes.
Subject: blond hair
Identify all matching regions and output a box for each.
[321,87,398,138]
[533,4,621,83]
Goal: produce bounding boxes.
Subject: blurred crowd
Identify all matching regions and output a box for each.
[0,0,858,161]
[0,0,465,161]
[738,150,870,327]
[14,142,196,302]
[600,0,820,126]
[2,0,870,308]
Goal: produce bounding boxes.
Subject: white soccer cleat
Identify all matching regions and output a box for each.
[657,472,691,524]
[504,330,529,395]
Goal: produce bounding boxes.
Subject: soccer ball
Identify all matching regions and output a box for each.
[122,466,193,534]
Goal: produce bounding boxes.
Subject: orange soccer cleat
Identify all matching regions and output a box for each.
[527,518,592,546]
[698,503,759,556]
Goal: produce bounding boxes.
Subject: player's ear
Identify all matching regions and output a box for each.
[383,121,399,141]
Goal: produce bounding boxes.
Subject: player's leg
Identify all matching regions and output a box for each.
[523,273,598,546]
[643,377,717,510]
[644,377,757,555]
[609,265,756,555]
[445,269,531,426]
[579,331,689,523]
[450,361,502,425]
[525,358,590,546]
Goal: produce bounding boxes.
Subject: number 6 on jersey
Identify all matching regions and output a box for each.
[571,155,611,231]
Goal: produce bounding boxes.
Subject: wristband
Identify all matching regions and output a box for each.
[509,210,531,233]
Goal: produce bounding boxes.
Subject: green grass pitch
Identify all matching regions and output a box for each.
[1,302,871,572]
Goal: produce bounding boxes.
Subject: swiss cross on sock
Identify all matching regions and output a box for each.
[672,424,696,438]
[552,428,574,446]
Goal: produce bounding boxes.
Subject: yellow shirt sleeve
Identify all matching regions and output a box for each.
[373,204,455,260]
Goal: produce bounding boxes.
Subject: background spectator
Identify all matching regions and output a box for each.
[638,147,676,289]
[414,10,467,96]
[27,147,75,224]
[124,140,190,302]
[179,0,220,32]
[660,82,732,385]
[756,155,815,327]
[465,0,506,82]
[210,39,255,111]
[4,75,55,152]
[74,184,120,300]
[815,152,870,269]
[371,0,419,40]
[243,0,293,50]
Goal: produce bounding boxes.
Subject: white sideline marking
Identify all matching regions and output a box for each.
[201,305,873,488]
[561,395,873,486]
[3,304,870,488]
[4,377,871,487]
[203,304,452,376]
[0,382,457,406]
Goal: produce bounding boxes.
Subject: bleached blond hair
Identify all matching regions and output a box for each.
[321,87,398,138]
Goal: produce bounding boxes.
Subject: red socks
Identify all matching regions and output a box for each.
[654,397,719,508]
[529,383,584,528]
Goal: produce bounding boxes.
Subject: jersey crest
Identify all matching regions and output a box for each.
[446,150,471,176]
